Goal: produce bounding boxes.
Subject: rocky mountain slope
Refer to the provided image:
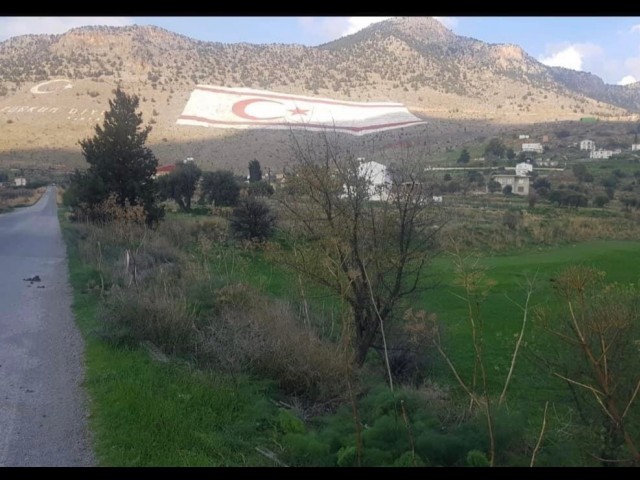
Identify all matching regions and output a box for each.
[0,17,637,170]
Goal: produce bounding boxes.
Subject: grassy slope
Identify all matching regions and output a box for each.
[61,213,282,467]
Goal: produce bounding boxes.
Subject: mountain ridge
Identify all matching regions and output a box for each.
[0,18,638,171]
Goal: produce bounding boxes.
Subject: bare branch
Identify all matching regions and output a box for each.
[500,271,538,405]
[530,401,549,467]
[553,372,616,423]
[433,338,479,408]
[622,377,640,419]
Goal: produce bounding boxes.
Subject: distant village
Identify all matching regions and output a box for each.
[145,128,640,205]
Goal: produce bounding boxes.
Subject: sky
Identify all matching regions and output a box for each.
[1,16,640,86]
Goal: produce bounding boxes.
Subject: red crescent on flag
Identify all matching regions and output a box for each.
[231,98,284,120]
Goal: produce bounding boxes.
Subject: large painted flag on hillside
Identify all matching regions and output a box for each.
[177,85,426,136]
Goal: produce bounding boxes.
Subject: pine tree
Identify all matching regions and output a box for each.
[70,87,162,224]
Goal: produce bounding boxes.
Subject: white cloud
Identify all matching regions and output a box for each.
[344,17,392,36]
[0,17,134,41]
[297,17,393,43]
[618,75,637,85]
[540,46,584,70]
[623,56,640,82]
[539,42,603,71]
[298,17,344,41]
[630,24,640,33]
[434,17,458,30]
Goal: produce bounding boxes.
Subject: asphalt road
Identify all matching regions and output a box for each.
[0,187,94,466]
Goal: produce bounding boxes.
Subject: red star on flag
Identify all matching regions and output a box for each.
[289,107,309,116]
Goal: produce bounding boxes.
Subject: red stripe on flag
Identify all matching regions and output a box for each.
[177,115,427,133]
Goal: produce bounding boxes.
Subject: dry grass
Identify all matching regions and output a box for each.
[0,186,46,211]
[68,211,352,409]
[439,205,640,253]
[201,284,352,408]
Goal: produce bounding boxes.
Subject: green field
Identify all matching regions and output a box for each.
[423,241,640,405]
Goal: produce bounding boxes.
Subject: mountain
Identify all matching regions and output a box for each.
[548,67,640,111]
[0,18,638,171]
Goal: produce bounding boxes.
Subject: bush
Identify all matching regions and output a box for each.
[457,148,470,164]
[484,138,505,158]
[533,177,551,192]
[487,180,502,193]
[502,210,520,230]
[201,286,350,406]
[70,192,147,224]
[548,189,588,208]
[247,180,275,197]
[502,185,513,195]
[230,197,276,242]
[593,195,610,208]
[98,283,198,355]
[282,385,530,467]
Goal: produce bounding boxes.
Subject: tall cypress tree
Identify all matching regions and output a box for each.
[70,87,162,224]
[248,159,262,183]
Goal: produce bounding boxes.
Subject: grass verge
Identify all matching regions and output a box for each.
[60,210,285,466]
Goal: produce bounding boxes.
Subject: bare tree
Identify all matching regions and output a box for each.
[431,243,538,467]
[536,266,640,466]
[275,129,446,367]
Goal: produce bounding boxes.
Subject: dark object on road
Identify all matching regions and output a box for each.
[23,275,41,283]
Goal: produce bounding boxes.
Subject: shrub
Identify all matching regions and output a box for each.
[201,287,350,406]
[98,282,198,355]
[533,177,551,192]
[502,210,520,230]
[593,195,610,208]
[502,185,512,195]
[230,197,276,242]
[457,148,470,164]
[70,192,147,224]
[247,180,275,197]
[487,180,502,193]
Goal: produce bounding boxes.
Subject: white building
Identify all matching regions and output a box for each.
[632,144,640,151]
[14,177,26,187]
[590,149,616,160]
[492,174,530,196]
[515,162,533,176]
[522,143,543,153]
[348,159,392,201]
[580,139,595,151]
[535,158,559,167]
[518,134,530,139]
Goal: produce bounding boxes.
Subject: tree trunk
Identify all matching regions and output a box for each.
[353,307,379,366]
